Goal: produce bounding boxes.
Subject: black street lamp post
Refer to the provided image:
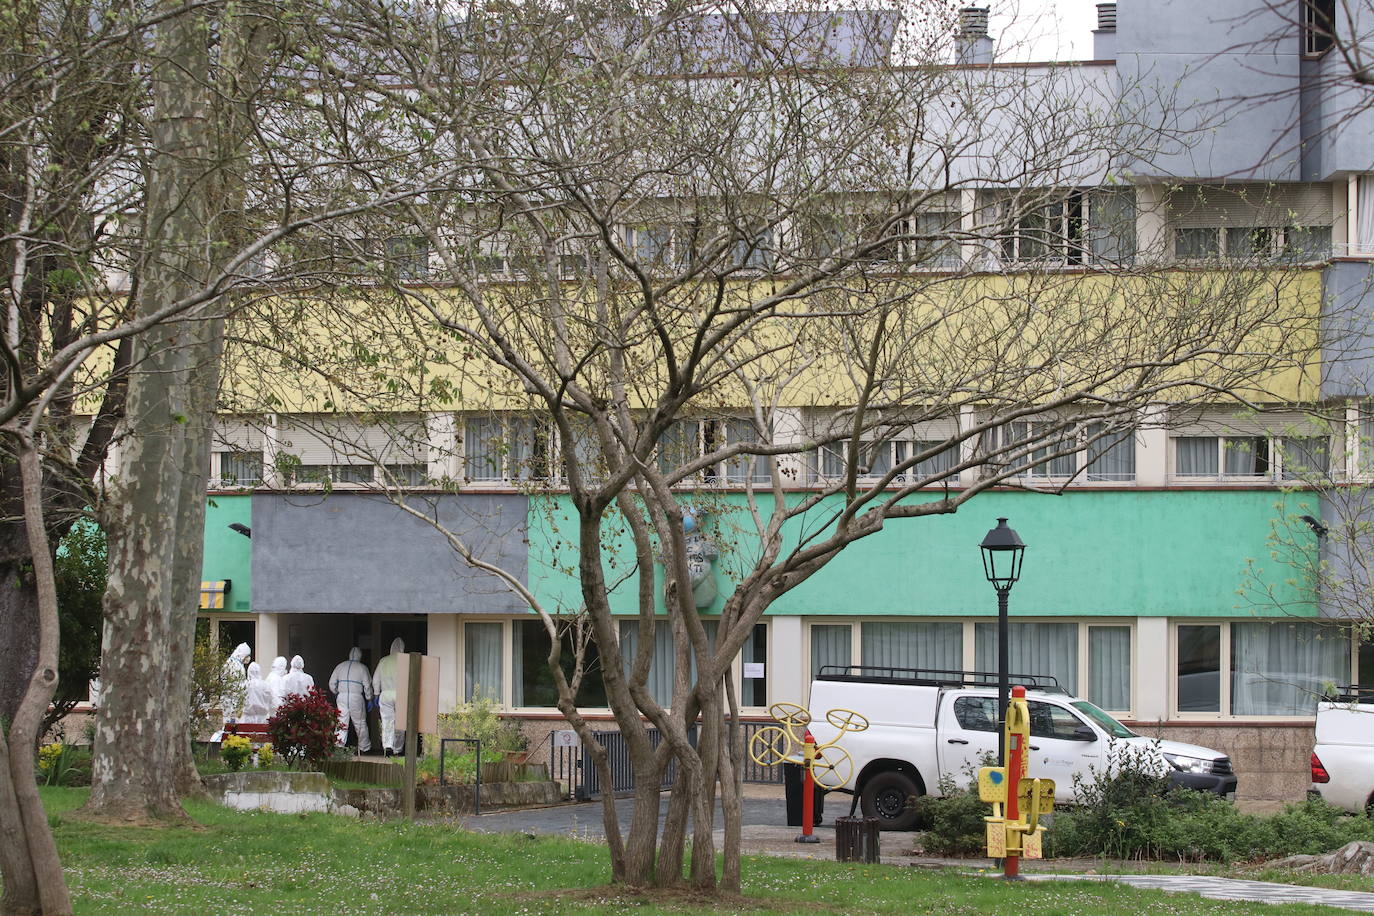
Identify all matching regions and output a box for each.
[980,517,1026,762]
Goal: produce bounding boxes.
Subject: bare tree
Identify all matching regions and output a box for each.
[214,0,1331,893]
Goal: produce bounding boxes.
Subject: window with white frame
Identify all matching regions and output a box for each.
[1169,184,1333,262]
[1303,0,1336,56]
[278,418,429,488]
[621,223,692,272]
[1173,430,1330,481]
[464,621,503,702]
[1175,621,1349,716]
[819,436,960,483]
[462,415,550,484]
[214,451,263,487]
[809,618,1134,712]
[382,235,429,281]
[654,417,772,485]
[512,618,608,707]
[741,623,768,707]
[1174,225,1332,261]
[810,211,961,269]
[998,420,1136,482]
[997,188,1137,265]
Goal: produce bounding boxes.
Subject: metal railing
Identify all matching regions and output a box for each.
[437,737,482,815]
[549,720,781,800]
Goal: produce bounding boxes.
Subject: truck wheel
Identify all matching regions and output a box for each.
[860,770,921,830]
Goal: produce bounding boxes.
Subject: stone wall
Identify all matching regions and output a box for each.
[334,780,562,818]
[204,771,359,816]
[1131,722,1315,805]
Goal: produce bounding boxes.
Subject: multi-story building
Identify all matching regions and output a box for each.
[188,1,1374,802]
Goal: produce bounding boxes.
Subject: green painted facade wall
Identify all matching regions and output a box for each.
[202,496,252,612]
[526,490,1315,619]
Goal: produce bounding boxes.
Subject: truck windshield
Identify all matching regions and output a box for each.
[1070,701,1136,739]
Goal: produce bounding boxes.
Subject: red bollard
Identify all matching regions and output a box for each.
[797,729,820,844]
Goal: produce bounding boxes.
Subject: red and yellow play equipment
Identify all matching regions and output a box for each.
[978,685,1055,878]
[749,702,868,844]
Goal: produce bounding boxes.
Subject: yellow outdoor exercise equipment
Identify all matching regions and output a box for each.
[748,702,869,790]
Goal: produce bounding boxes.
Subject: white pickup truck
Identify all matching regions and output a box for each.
[807,666,1238,830]
[1310,688,1374,813]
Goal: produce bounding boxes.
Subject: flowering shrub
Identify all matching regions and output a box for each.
[221,734,253,771]
[35,742,91,787]
[256,743,275,768]
[267,687,339,769]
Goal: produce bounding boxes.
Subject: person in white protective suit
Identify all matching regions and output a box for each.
[266,656,289,710]
[280,654,314,699]
[328,647,373,752]
[242,662,274,724]
[220,643,251,723]
[372,637,406,755]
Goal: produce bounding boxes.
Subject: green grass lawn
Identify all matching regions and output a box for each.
[37,787,1357,915]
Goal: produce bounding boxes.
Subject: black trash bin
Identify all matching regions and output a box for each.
[783,761,826,827]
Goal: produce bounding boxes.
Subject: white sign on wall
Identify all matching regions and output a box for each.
[553,729,581,748]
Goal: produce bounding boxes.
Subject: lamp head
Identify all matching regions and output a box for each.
[979,517,1025,591]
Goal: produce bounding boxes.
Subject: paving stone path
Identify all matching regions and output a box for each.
[1025,873,1374,912]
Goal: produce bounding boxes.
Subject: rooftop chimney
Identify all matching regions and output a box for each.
[956,6,994,65]
[1093,3,1117,60]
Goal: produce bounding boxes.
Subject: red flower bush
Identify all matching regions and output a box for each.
[266,686,338,769]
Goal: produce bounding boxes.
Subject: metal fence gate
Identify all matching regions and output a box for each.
[549,720,783,801]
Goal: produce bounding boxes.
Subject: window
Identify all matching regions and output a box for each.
[810,212,961,269]
[463,415,550,483]
[654,418,771,486]
[1175,621,1350,716]
[1005,421,1079,478]
[1175,225,1331,261]
[1303,0,1335,55]
[861,621,962,671]
[216,451,263,487]
[1085,425,1136,481]
[383,235,429,281]
[999,190,1135,265]
[1027,701,1090,740]
[513,619,607,708]
[953,695,998,732]
[810,624,852,679]
[1174,433,1329,480]
[1087,626,1131,710]
[381,463,429,486]
[731,226,774,271]
[464,622,502,702]
[619,619,677,706]
[622,223,691,271]
[820,436,959,483]
[742,623,768,707]
[974,622,1079,694]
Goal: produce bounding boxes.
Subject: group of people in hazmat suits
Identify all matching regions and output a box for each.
[219,638,410,756]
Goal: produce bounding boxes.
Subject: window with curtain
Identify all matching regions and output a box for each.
[1088,188,1137,263]
[1231,622,1349,715]
[861,621,962,672]
[619,619,676,707]
[822,438,895,480]
[1177,624,1221,712]
[974,622,1078,694]
[1176,436,1219,476]
[1007,421,1077,477]
[1223,436,1270,476]
[810,624,852,679]
[509,417,550,482]
[1085,425,1136,481]
[1087,626,1131,710]
[657,420,701,477]
[723,418,770,484]
[1359,175,1374,254]
[1175,227,1219,259]
[464,622,502,702]
[217,451,263,486]
[464,416,504,481]
[1279,436,1330,480]
[902,440,959,480]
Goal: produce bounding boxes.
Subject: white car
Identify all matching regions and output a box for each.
[1310,690,1374,813]
[806,666,1238,830]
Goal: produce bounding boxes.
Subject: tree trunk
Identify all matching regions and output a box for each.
[0,440,74,914]
[82,0,213,822]
[0,556,39,729]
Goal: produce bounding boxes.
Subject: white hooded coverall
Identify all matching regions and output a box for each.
[220,643,251,722]
[266,656,289,710]
[328,647,373,751]
[372,637,406,753]
[280,654,315,699]
[242,662,274,724]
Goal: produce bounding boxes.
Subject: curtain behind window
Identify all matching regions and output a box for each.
[975,622,1078,694]
[1231,622,1349,715]
[1086,424,1135,480]
[810,625,852,679]
[464,622,502,702]
[861,621,962,671]
[620,620,676,706]
[1088,626,1131,710]
[1176,437,1218,476]
[1359,175,1374,253]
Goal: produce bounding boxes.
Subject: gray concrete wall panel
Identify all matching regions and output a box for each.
[252,492,529,614]
[1321,260,1374,399]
